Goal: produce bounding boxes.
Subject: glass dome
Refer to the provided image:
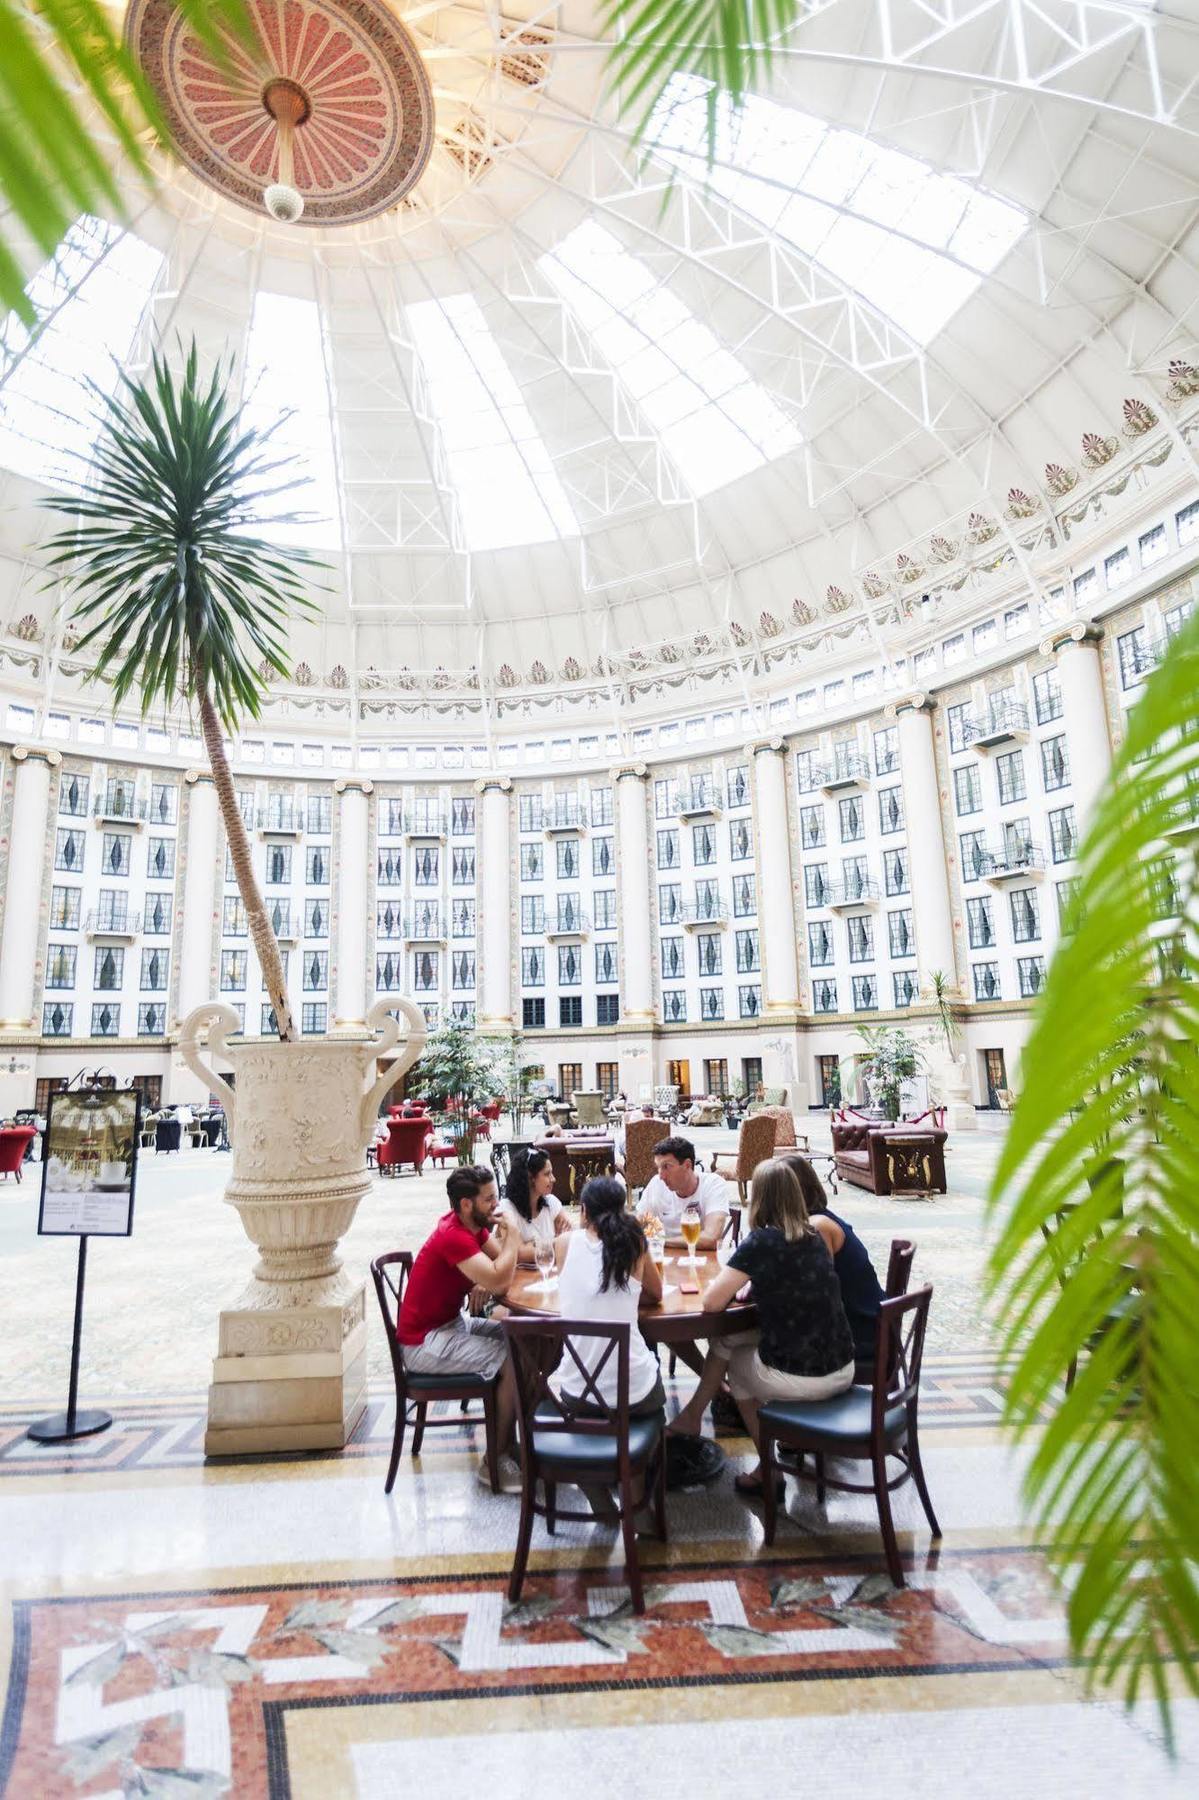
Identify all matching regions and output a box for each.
[0,0,1196,725]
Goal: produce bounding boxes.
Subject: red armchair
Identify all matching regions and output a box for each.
[378,1117,432,1177]
[0,1125,37,1181]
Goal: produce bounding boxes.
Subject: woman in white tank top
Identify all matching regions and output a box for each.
[554,1178,665,1418]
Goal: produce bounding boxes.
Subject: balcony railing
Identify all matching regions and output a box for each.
[93,795,146,826]
[677,782,723,821]
[681,899,730,929]
[404,906,446,942]
[828,878,880,909]
[819,751,871,792]
[257,807,301,837]
[965,701,1030,749]
[544,801,585,835]
[546,910,591,939]
[86,909,141,939]
[405,808,448,840]
[983,842,1046,881]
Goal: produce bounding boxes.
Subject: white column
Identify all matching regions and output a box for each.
[614,765,653,1024]
[0,745,59,1033]
[477,777,513,1030]
[1042,623,1112,830]
[750,740,800,1015]
[892,696,958,988]
[176,771,220,1025]
[333,778,371,1032]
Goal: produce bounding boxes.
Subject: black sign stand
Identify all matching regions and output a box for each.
[27,1235,112,1442]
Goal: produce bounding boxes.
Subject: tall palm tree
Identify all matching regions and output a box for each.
[41,339,322,1042]
[0,2,250,321]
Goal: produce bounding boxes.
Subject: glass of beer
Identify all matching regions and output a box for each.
[679,1200,703,1266]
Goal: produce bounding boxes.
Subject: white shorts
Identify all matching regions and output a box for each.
[403,1315,507,1380]
[712,1329,855,1404]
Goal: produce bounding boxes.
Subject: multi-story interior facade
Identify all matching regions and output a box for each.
[3,482,1194,1119]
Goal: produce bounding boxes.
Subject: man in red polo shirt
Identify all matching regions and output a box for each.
[399,1164,521,1491]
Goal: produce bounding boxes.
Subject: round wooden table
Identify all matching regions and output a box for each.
[505,1255,757,1346]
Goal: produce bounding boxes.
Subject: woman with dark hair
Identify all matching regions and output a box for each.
[780,1153,884,1364]
[555,1177,665,1416]
[500,1148,570,1266]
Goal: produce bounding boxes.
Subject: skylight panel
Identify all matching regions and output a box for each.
[406,292,576,551]
[0,216,163,488]
[243,291,342,550]
[539,219,798,496]
[649,77,1028,345]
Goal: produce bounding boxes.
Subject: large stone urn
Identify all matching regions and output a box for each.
[181,997,426,1455]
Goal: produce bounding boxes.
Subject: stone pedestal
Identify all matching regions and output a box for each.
[205,1281,367,1455]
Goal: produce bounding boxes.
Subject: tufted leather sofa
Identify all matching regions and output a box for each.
[831,1122,948,1196]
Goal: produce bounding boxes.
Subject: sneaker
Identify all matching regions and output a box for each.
[477,1452,523,1494]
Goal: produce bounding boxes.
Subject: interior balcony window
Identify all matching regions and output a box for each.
[807,921,833,966]
[595,942,617,984]
[303,952,328,991]
[878,786,904,835]
[43,1001,73,1035]
[851,975,878,1012]
[813,979,838,1014]
[94,946,124,990]
[888,909,914,959]
[656,829,679,869]
[304,898,329,938]
[973,962,1001,1001]
[59,774,89,817]
[593,836,614,877]
[521,947,544,986]
[91,1002,120,1037]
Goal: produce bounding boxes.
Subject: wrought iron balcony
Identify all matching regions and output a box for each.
[85,910,141,940]
[983,842,1046,882]
[93,793,146,826]
[544,801,585,836]
[257,806,302,837]
[827,877,880,910]
[965,700,1030,749]
[404,808,448,840]
[681,899,730,929]
[677,781,723,821]
[403,906,446,943]
[546,909,591,940]
[819,751,871,792]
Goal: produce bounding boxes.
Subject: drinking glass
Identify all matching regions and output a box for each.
[534,1235,556,1287]
[679,1201,703,1267]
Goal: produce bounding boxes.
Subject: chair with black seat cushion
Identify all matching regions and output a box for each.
[370,1252,500,1495]
[502,1316,667,1614]
[759,1285,940,1588]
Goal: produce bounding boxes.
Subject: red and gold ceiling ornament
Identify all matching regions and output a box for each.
[125,0,436,225]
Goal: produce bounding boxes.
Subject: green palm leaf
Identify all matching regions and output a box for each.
[987,606,1199,1744]
[39,338,325,1043]
[0,1,251,322]
[603,0,800,147]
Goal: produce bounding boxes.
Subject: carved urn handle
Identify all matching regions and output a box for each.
[179,1002,242,1136]
[359,997,427,1141]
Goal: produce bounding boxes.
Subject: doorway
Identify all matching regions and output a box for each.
[982,1048,1007,1109]
[816,1055,841,1108]
[741,1056,763,1098]
[667,1059,691,1097]
[703,1058,729,1097]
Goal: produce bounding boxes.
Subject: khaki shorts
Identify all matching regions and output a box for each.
[403,1315,507,1380]
[712,1329,855,1404]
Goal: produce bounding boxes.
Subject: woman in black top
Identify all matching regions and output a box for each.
[781,1154,885,1363]
[669,1158,855,1495]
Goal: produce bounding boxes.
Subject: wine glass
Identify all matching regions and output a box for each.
[679,1200,703,1267]
[534,1234,556,1288]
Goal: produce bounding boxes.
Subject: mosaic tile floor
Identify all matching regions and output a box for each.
[1,1126,1193,1796]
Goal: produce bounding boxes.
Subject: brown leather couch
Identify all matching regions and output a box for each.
[831,1121,948,1196]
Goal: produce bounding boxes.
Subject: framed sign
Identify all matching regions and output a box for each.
[37,1087,141,1238]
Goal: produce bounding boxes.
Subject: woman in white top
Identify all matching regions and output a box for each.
[500,1148,569,1266]
[554,1177,664,1417]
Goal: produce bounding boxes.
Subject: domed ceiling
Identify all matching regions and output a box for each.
[0,0,1197,712]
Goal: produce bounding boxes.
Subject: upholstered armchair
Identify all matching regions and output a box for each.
[378,1116,432,1177]
[0,1125,37,1181]
[571,1090,606,1128]
[623,1117,665,1194]
[712,1111,779,1238]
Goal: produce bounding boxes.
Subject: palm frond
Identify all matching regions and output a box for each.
[0,1,251,322]
[40,339,324,734]
[603,0,799,150]
[987,605,1199,1745]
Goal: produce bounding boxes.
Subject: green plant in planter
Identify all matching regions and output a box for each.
[927,968,958,1061]
[410,1020,500,1166]
[987,604,1199,1742]
[41,340,322,1041]
[487,1028,535,1135]
[853,1026,922,1123]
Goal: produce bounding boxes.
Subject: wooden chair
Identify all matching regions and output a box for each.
[759,1286,940,1587]
[712,1111,778,1243]
[370,1253,500,1494]
[854,1238,915,1383]
[502,1316,667,1614]
[623,1116,665,1194]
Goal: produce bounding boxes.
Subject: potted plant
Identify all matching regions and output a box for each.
[410,1019,500,1165]
[853,1026,922,1123]
[42,342,426,1454]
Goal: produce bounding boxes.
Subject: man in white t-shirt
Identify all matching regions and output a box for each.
[636,1135,728,1250]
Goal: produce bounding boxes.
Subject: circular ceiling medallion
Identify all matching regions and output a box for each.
[125,0,436,225]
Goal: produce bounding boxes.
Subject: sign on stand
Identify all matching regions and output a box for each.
[28,1086,141,1444]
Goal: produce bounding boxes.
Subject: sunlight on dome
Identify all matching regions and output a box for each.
[0,217,162,488]
[650,77,1029,345]
[243,292,342,550]
[540,219,799,497]
[407,292,578,552]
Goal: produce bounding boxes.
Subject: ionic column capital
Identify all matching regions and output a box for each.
[750,737,787,758]
[475,775,513,796]
[11,744,62,768]
[1038,620,1102,659]
[184,768,215,787]
[610,762,648,782]
[885,691,934,722]
[334,777,374,797]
